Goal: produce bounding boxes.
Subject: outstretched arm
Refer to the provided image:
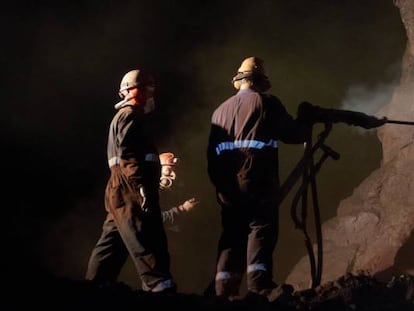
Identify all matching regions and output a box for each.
[162,197,200,224]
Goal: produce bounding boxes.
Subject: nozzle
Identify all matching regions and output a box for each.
[385,119,414,126]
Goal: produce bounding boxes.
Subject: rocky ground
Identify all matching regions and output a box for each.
[6,272,413,310]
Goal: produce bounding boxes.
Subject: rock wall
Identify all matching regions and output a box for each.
[286,0,414,290]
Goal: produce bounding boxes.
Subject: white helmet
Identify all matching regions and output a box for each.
[231,56,271,92]
[118,69,155,98]
[115,68,156,112]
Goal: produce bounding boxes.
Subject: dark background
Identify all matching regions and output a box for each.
[2,0,406,294]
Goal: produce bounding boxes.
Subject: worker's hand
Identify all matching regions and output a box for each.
[178,197,199,212]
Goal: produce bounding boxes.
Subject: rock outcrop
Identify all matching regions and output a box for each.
[287,0,414,290]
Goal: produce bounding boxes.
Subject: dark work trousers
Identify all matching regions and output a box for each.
[214,191,279,297]
[85,166,173,291]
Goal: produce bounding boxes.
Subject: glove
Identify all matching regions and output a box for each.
[159,152,178,190]
[178,197,199,212]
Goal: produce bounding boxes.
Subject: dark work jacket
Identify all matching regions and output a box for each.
[107,105,160,202]
[207,89,310,199]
